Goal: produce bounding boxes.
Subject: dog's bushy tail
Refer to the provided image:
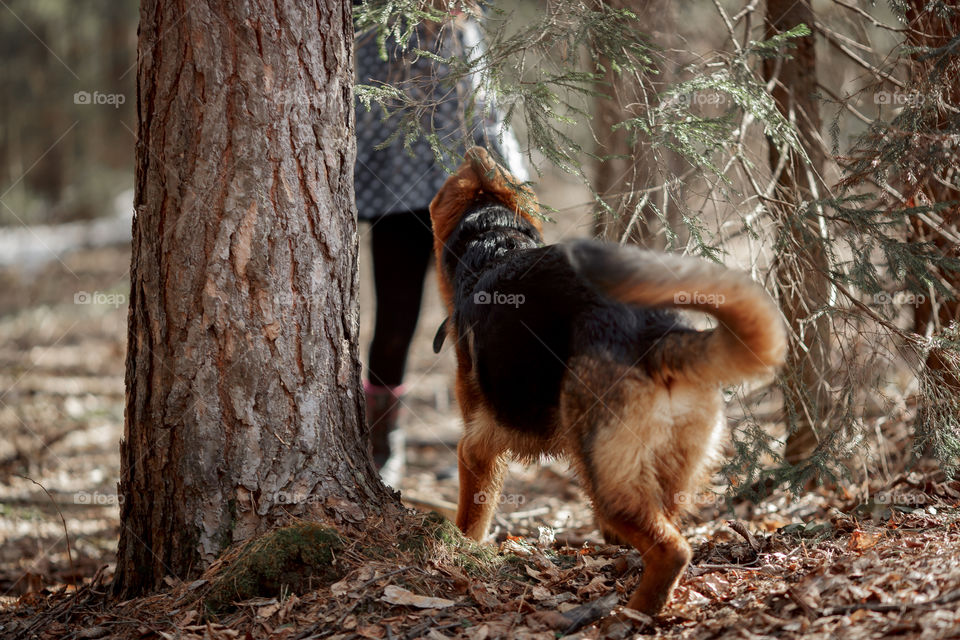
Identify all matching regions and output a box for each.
[564,239,786,383]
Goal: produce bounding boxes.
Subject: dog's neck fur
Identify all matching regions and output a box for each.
[429,148,542,313]
[440,200,543,306]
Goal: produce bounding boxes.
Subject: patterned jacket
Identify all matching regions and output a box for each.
[354,18,525,219]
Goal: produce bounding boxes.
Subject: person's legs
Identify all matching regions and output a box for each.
[367,208,434,387]
[365,209,433,480]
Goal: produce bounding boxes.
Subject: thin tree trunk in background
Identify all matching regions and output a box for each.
[114,0,395,597]
[102,5,137,170]
[904,4,960,393]
[592,0,684,249]
[763,0,832,465]
[25,21,66,214]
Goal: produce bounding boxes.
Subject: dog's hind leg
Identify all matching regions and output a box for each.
[561,368,693,615]
[585,425,693,614]
[596,515,629,546]
[600,509,691,615]
[455,427,507,541]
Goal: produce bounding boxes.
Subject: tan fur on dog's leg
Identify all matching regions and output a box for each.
[596,515,629,546]
[603,512,691,615]
[456,433,507,541]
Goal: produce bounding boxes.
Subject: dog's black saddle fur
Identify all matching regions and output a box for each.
[440,202,691,437]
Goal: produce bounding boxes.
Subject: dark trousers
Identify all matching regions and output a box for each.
[366,208,434,388]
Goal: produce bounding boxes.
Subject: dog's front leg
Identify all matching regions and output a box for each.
[456,432,506,541]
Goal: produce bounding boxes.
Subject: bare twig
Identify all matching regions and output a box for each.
[730,0,761,26]
[711,0,742,54]
[815,21,905,89]
[827,0,907,33]
[618,193,651,245]
[17,474,76,587]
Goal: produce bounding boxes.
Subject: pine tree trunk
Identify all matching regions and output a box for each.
[763,0,832,465]
[592,0,684,249]
[114,0,394,597]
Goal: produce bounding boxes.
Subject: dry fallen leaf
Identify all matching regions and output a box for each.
[330,577,353,597]
[578,575,610,597]
[465,623,490,640]
[501,538,533,556]
[616,606,655,628]
[694,574,731,599]
[356,624,385,639]
[683,588,711,607]
[381,585,455,609]
[531,585,553,601]
[849,529,882,551]
[524,565,544,581]
[256,600,282,619]
[529,609,571,630]
[468,582,501,610]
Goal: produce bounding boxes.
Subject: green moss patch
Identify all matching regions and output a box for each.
[396,512,498,576]
[204,522,344,615]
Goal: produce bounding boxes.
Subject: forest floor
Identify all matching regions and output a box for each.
[1,180,960,639]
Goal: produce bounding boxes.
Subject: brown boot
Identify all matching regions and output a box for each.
[364,381,405,487]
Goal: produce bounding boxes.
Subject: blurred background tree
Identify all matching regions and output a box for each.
[762,0,832,469]
[0,0,136,226]
[590,0,687,249]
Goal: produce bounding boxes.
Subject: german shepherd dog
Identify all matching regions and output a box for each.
[429,147,786,615]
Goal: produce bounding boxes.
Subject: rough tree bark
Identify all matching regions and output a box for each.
[592,0,684,249]
[763,0,832,465]
[114,0,395,596]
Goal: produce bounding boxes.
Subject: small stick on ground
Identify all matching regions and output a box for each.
[562,592,620,634]
[17,474,76,587]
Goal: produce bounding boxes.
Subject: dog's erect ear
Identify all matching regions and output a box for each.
[429,147,542,313]
[429,147,540,247]
[429,155,484,247]
[429,154,484,313]
[465,147,539,225]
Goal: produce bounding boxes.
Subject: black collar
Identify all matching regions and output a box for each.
[432,317,449,353]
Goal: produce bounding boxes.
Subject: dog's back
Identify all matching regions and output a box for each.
[442,205,700,441]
